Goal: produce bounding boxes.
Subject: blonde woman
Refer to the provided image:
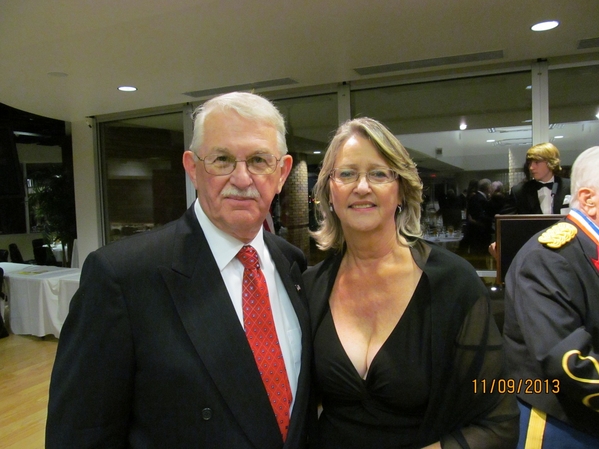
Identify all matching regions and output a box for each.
[304,117,518,449]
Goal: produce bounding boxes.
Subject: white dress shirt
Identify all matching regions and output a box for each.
[193,200,301,408]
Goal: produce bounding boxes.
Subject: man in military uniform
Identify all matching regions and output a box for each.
[503,146,599,448]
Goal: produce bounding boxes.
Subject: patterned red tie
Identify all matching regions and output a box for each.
[237,245,292,440]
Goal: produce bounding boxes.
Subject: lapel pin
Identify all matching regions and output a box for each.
[295,284,301,292]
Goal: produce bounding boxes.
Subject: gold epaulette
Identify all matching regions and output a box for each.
[538,222,577,249]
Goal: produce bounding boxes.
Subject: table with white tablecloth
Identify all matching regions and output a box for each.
[0,262,81,337]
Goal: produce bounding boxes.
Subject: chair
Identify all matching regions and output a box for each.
[8,243,35,264]
[33,245,58,266]
[8,243,23,263]
[0,249,8,262]
[0,267,9,338]
[32,238,44,249]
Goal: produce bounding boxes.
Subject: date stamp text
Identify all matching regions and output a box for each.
[472,378,560,394]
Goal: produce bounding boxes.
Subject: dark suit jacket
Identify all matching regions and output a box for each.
[501,176,571,215]
[46,206,312,449]
[466,191,493,252]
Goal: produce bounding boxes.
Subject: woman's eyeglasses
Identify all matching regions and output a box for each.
[329,168,399,184]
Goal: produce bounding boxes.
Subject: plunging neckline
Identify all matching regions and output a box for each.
[328,275,424,381]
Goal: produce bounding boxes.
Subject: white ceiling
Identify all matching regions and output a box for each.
[1,0,598,123]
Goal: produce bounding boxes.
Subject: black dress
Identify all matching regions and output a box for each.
[304,242,520,449]
[313,277,432,449]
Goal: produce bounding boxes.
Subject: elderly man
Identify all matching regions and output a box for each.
[503,146,599,448]
[46,92,312,448]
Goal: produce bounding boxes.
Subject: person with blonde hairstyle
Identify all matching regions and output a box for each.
[304,117,518,448]
[501,142,571,215]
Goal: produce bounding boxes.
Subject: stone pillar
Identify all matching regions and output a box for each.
[280,153,310,258]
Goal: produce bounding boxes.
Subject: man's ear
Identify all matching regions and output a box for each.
[182,151,198,188]
[578,187,598,218]
[277,154,293,193]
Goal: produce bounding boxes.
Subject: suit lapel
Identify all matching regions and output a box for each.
[552,177,568,214]
[524,183,542,213]
[159,209,282,448]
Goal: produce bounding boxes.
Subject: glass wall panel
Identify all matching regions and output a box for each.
[548,64,599,174]
[352,72,533,271]
[99,112,187,243]
[272,94,338,265]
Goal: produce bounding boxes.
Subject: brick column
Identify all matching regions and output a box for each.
[280,153,310,258]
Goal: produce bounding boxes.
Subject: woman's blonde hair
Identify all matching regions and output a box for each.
[311,117,423,252]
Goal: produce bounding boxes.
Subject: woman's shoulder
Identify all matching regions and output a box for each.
[417,240,486,294]
[304,250,342,283]
[418,240,478,274]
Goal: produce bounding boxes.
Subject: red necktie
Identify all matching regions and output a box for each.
[237,245,292,440]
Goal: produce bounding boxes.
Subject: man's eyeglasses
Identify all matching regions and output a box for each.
[195,153,282,176]
[329,168,399,184]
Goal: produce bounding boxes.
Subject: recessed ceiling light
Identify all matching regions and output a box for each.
[525,85,532,90]
[459,123,467,131]
[486,139,495,143]
[118,86,137,92]
[554,135,564,139]
[531,20,559,32]
[313,151,321,154]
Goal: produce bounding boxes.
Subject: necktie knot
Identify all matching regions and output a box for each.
[237,246,260,270]
[534,180,554,191]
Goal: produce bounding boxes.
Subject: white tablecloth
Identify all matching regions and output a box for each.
[0,262,81,337]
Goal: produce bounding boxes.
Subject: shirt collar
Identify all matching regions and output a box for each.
[193,199,266,270]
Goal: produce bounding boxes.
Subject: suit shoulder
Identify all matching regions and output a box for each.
[265,232,307,270]
[94,220,179,263]
[557,176,571,188]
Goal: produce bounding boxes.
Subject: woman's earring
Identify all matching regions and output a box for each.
[329,204,334,212]
[397,204,403,214]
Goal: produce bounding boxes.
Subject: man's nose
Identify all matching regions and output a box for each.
[230,160,254,184]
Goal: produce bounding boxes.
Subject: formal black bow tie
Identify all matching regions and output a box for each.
[533,180,554,191]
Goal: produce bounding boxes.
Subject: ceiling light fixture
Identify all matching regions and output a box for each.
[118,86,137,92]
[554,135,564,139]
[531,20,559,32]
[459,123,467,131]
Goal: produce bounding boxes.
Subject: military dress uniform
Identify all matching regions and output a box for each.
[503,209,599,448]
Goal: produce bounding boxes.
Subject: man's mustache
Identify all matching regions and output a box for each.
[221,186,260,199]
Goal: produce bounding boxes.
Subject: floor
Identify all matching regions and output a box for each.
[0,333,58,449]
